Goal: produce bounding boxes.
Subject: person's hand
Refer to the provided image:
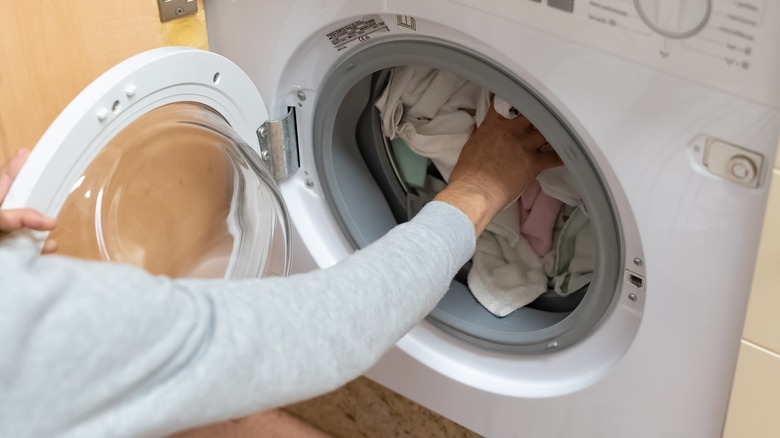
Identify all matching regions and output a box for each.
[434,105,562,236]
[0,149,58,253]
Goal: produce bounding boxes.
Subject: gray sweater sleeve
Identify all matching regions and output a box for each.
[0,201,475,438]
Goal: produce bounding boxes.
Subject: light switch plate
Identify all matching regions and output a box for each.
[157,0,198,22]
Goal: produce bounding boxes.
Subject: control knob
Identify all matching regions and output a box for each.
[635,0,711,39]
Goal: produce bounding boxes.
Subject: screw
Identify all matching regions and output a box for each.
[261,150,270,161]
[176,7,184,15]
[628,293,638,302]
[296,90,307,102]
[633,258,643,267]
[305,179,315,188]
[258,126,267,138]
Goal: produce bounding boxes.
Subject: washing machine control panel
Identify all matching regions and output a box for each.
[450,0,780,107]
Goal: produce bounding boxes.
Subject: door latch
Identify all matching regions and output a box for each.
[702,138,763,188]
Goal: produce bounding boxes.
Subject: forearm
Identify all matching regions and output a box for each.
[0,201,474,438]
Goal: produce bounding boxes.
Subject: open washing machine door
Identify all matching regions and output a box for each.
[3,47,291,280]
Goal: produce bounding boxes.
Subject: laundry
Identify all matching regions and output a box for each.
[537,165,582,206]
[468,204,549,317]
[518,180,563,257]
[375,66,489,181]
[390,137,430,188]
[376,66,596,316]
[545,205,595,295]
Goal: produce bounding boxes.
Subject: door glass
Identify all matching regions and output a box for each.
[48,102,290,279]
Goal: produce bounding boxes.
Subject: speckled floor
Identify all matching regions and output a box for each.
[170,409,331,438]
[169,377,481,438]
[284,377,482,438]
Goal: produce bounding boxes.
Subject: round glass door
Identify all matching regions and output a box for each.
[48,102,290,279]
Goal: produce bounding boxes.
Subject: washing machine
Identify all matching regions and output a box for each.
[5,0,780,437]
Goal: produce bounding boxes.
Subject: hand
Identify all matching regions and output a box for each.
[434,104,562,236]
[0,149,58,253]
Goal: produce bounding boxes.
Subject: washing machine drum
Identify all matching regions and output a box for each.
[311,40,622,354]
[3,48,290,281]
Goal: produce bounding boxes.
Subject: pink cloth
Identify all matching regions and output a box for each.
[518,180,563,256]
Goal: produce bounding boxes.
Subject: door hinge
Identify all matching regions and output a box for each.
[157,0,198,22]
[257,108,299,180]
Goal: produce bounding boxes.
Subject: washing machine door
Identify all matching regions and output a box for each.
[2,47,291,279]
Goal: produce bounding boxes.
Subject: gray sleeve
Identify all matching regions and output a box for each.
[0,201,475,438]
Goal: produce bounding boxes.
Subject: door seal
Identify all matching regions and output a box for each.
[257,108,299,180]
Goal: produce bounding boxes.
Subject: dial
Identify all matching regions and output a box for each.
[635,0,712,39]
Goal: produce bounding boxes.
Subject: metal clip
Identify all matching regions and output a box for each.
[257,109,299,180]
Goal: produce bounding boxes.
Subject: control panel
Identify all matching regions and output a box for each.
[449,0,780,108]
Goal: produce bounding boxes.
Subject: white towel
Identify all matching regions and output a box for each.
[467,206,548,317]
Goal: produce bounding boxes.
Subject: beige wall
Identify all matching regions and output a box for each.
[724,153,780,436]
[0,0,207,163]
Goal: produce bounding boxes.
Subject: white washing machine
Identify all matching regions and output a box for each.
[5,0,780,437]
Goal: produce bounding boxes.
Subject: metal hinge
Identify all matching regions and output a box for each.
[157,0,198,22]
[257,109,299,180]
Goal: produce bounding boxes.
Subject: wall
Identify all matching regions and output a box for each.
[724,152,780,436]
[0,0,207,162]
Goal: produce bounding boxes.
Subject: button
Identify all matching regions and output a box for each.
[728,156,757,182]
[548,0,574,12]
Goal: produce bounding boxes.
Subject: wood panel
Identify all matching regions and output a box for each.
[0,0,207,163]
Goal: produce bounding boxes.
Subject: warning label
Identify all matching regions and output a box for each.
[326,16,390,51]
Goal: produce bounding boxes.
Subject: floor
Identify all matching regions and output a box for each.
[171,377,482,437]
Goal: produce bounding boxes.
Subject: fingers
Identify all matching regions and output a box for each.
[1,148,30,178]
[0,148,30,201]
[42,239,58,255]
[500,108,561,166]
[0,208,57,233]
[0,150,58,255]
[536,149,564,171]
[523,128,547,150]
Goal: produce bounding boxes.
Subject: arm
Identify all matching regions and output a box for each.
[0,107,558,438]
[0,201,473,438]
